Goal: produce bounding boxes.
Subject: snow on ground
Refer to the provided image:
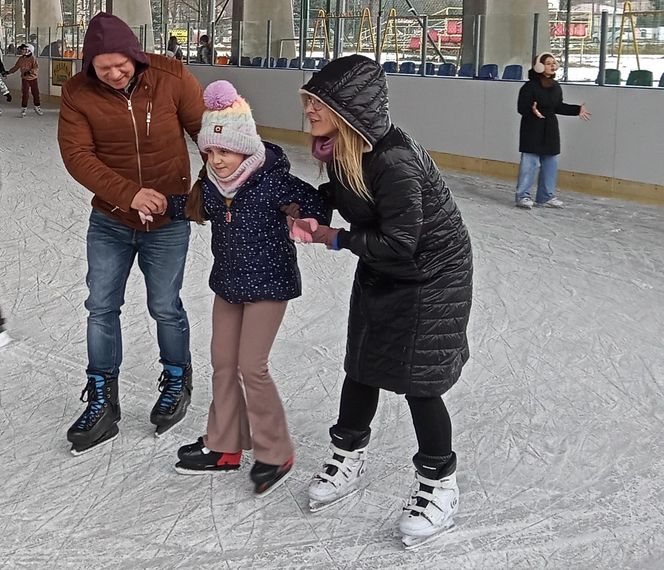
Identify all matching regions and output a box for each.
[0,106,663,569]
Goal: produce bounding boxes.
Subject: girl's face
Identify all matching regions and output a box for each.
[207,147,246,177]
[542,56,558,77]
[304,95,338,138]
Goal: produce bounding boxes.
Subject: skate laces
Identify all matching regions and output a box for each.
[156,370,183,413]
[75,376,106,428]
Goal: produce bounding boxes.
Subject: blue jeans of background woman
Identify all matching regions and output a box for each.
[515,153,559,204]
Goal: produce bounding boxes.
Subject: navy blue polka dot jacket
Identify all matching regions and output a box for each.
[172,142,331,303]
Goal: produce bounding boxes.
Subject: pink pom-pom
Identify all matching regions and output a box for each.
[204,80,238,110]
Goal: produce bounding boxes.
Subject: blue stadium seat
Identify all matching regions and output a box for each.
[458,63,474,77]
[417,62,435,75]
[437,62,456,76]
[382,61,398,73]
[317,58,329,69]
[251,56,263,67]
[502,64,523,80]
[399,61,417,74]
[303,57,317,69]
[264,56,275,68]
[240,56,251,67]
[478,63,499,79]
[289,57,301,68]
[275,57,288,68]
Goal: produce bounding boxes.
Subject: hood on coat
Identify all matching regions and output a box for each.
[82,12,149,78]
[300,54,391,151]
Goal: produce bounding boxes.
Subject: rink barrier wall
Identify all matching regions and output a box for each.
[4,57,661,205]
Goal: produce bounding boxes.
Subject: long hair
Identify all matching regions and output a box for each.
[327,112,372,201]
[185,166,207,224]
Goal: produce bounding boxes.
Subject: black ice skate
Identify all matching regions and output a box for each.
[175,437,242,475]
[67,373,121,456]
[250,456,294,497]
[400,452,459,550]
[308,425,370,512]
[150,363,192,437]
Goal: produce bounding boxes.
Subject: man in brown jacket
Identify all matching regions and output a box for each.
[58,12,205,455]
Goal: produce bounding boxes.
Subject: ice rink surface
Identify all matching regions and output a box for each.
[0,107,663,569]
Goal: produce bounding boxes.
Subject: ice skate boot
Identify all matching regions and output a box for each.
[0,330,13,348]
[400,452,459,550]
[34,106,44,116]
[308,425,370,512]
[67,373,121,456]
[150,362,192,437]
[250,456,294,497]
[175,437,242,475]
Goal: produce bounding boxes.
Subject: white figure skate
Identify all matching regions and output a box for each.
[308,443,368,512]
[400,470,459,550]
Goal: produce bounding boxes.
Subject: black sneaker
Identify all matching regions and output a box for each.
[250,456,294,496]
[67,374,121,455]
[150,363,192,436]
[175,437,242,475]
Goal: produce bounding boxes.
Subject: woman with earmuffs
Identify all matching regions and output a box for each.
[515,52,591,210]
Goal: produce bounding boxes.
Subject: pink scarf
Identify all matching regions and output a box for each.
[311,136,336,163]
[206,144,266,199]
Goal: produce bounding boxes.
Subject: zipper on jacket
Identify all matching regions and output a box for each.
[126,93,150,231]
[146,101,152,136]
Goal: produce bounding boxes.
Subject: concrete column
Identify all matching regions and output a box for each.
[461,0,550,72]
[111,0,154,52]
[233,0,295,61]
[29,0,63,53]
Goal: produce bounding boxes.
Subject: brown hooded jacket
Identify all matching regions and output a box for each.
[58,12,205,230]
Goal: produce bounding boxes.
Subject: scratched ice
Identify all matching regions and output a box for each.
[0,108,663,569]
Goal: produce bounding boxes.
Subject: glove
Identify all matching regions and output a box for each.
[138,211,154,224]
[311,225,341,249]
[288,217,318,243]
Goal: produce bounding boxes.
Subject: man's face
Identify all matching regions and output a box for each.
[92,53,136,90]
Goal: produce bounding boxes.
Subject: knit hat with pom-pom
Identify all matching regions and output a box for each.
[197,80,262,156]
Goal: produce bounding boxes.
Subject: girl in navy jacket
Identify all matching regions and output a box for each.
[171,81,329,496]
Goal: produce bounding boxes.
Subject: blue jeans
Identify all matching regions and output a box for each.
[515,153,559,204]
[85,209,191,377]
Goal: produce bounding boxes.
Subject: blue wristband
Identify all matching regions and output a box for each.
[332,232,341,251]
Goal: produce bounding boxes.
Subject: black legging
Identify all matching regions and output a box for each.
[336,375,452,457]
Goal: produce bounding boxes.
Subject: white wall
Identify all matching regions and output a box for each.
[186,66,663,187]
[5,56,661,189]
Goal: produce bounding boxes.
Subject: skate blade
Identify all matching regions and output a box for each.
[309,488,361,513]
[401,521,455,551]
[254,468,293,498]
[174,465,240,476]
[70,431,119,457]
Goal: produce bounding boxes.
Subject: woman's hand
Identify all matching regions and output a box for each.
[532,101,545,119]
[578,103,591,121]
[311,225,341,249]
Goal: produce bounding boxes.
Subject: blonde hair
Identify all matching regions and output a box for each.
[327,112,372,201]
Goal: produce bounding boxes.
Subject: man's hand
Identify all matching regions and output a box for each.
[131,187,167,217]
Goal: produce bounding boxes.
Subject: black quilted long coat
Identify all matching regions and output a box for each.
[301,55,473,397]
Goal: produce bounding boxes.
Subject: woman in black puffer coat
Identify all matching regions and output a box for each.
[297,54,472,545]
[515,52,591,210]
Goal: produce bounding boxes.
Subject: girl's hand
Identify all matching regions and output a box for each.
[579,103,591,121]
[532,101,545,119]
[288,217,319,243]
[280,202,301,218]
